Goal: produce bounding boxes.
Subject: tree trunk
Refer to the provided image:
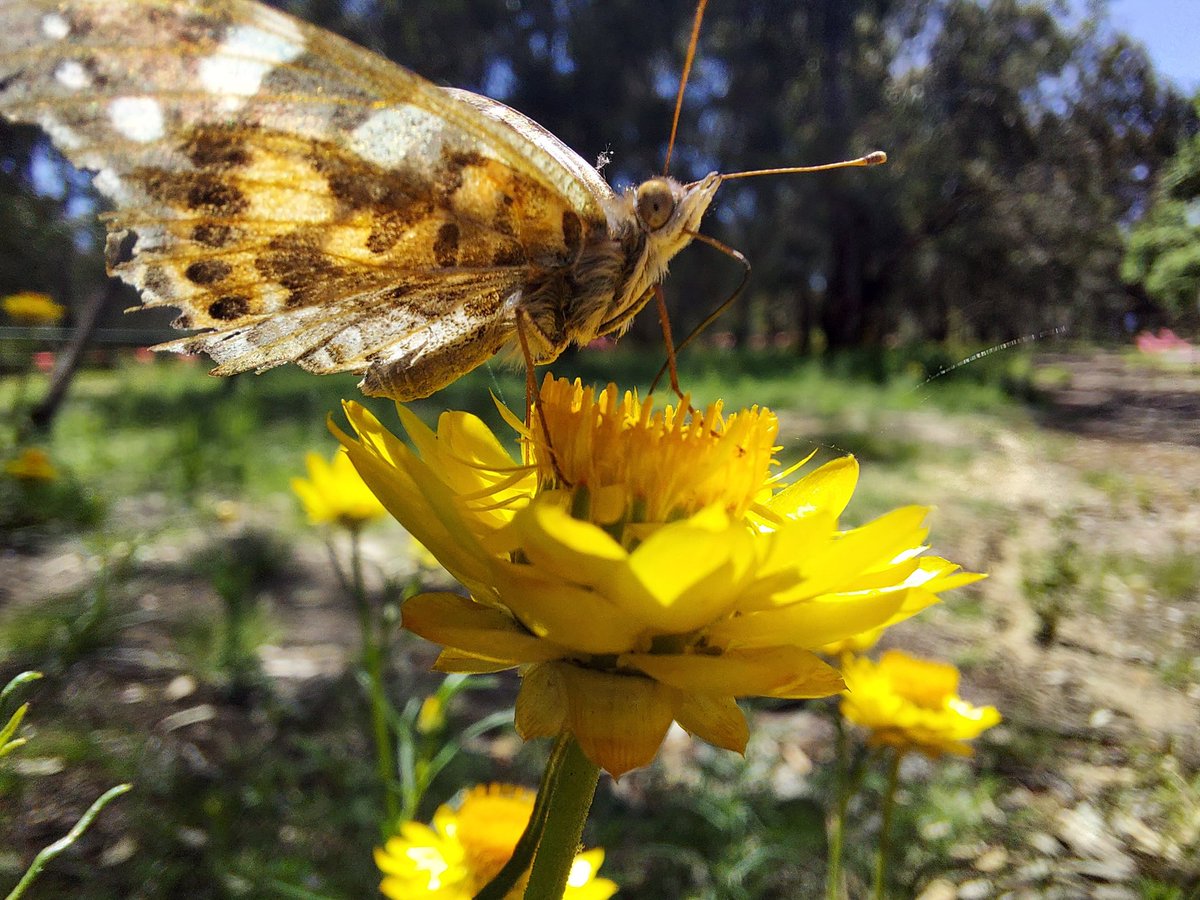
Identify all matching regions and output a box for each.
[29,281,115,431]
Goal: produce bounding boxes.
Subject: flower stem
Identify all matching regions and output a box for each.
[826,713,850,900]
[5,783,131,900]
[872,749,903,900]
[524,733,600,900]
[348,527,397,827]
[475,733,568,900]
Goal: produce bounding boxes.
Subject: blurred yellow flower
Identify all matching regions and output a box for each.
[290,449,387,529]
[5,448,58,482]
[2,291,65,325]
[374,783,617,899]
[840,650,1001,757]
[335,376,982,776]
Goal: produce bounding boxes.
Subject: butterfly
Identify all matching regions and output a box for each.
[0,0,881,400]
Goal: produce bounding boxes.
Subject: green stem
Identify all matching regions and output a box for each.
[5,783,131,900]
[524,734,600,900]
[474,733,570,900]
[872,749,903,900]
[826,714,850,900]
[348,528,397,827]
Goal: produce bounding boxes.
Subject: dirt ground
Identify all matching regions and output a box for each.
[3,350,1198,898]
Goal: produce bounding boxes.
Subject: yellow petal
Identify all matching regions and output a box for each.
[514,661,567,739]
[796,506,930,598]
[733,512,839,613]
[333,414,497,596]
[614,510,751,632]
[557,663,674,777]
[710,589,909,650]
[673,692,749,754]
[491,562,642,654]
[624,646,843,699]
[511,499,627,588]
[767,455,859,519]
[402,593,565,664]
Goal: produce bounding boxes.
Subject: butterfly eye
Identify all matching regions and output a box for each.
[635,179,676,230]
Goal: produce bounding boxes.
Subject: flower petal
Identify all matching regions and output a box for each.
[673,692,749,754]
[556,663,674,777]
[432,651,517,674]
[515,661,568,739]
[402,593,565,664]
[767,455,859,519]
[510,499,628,588]
[492,562,642,654]
[614,509,752,632]
[710,589,909,650]
[333,408,498,595]
[793,505,931,598]
[624,646,843,699]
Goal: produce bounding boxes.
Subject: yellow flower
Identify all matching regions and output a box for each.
[335,376,982,776]
[5,448,58,482]
[290,449,387,529]
[2,291,65,325]
[374,784,617,899]
[840,650,1001,757]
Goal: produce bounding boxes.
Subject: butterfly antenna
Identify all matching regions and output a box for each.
[664,0,709,175]
[720,150,887,181]
[648,230,750,395]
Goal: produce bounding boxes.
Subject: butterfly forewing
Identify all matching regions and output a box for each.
[0,0,616,396]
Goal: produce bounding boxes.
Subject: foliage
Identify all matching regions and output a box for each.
[1,672,131,900]
[1123,96,1200,321]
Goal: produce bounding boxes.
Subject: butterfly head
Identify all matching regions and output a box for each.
[630,172,720,279]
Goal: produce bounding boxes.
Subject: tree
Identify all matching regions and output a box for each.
[1122,95,1200,324]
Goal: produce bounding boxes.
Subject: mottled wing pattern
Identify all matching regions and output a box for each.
[0,0,613,397]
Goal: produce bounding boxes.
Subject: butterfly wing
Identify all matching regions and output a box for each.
[0,0,615,397]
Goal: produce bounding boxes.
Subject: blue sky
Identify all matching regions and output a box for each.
[1109,0,1200,93]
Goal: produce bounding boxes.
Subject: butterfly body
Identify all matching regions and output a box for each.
[0,0,719,399]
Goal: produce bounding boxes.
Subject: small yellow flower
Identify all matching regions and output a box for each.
[5,448,58,482]
[2,291,65,325]
[840,650,1001,757]
[416,695,445,734]
[374,784,617,899]
[335,376,982,776]
[290,449,387,529]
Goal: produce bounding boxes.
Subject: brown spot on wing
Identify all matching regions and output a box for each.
[142,169,248,215]
[208,296,249,321]
[434,223,459,267]
[187,178,246,214]
[255,229,344,306]
[191,223,234,248]
[142,264,173,298]
[182,126,249,169]
[184,259,232,285]
[365,204,433,254]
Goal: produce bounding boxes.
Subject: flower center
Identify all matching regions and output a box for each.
[529,376,780,529]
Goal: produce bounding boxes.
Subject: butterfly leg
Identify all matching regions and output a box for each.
[515,309,569,486]
[649,284,698,416]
